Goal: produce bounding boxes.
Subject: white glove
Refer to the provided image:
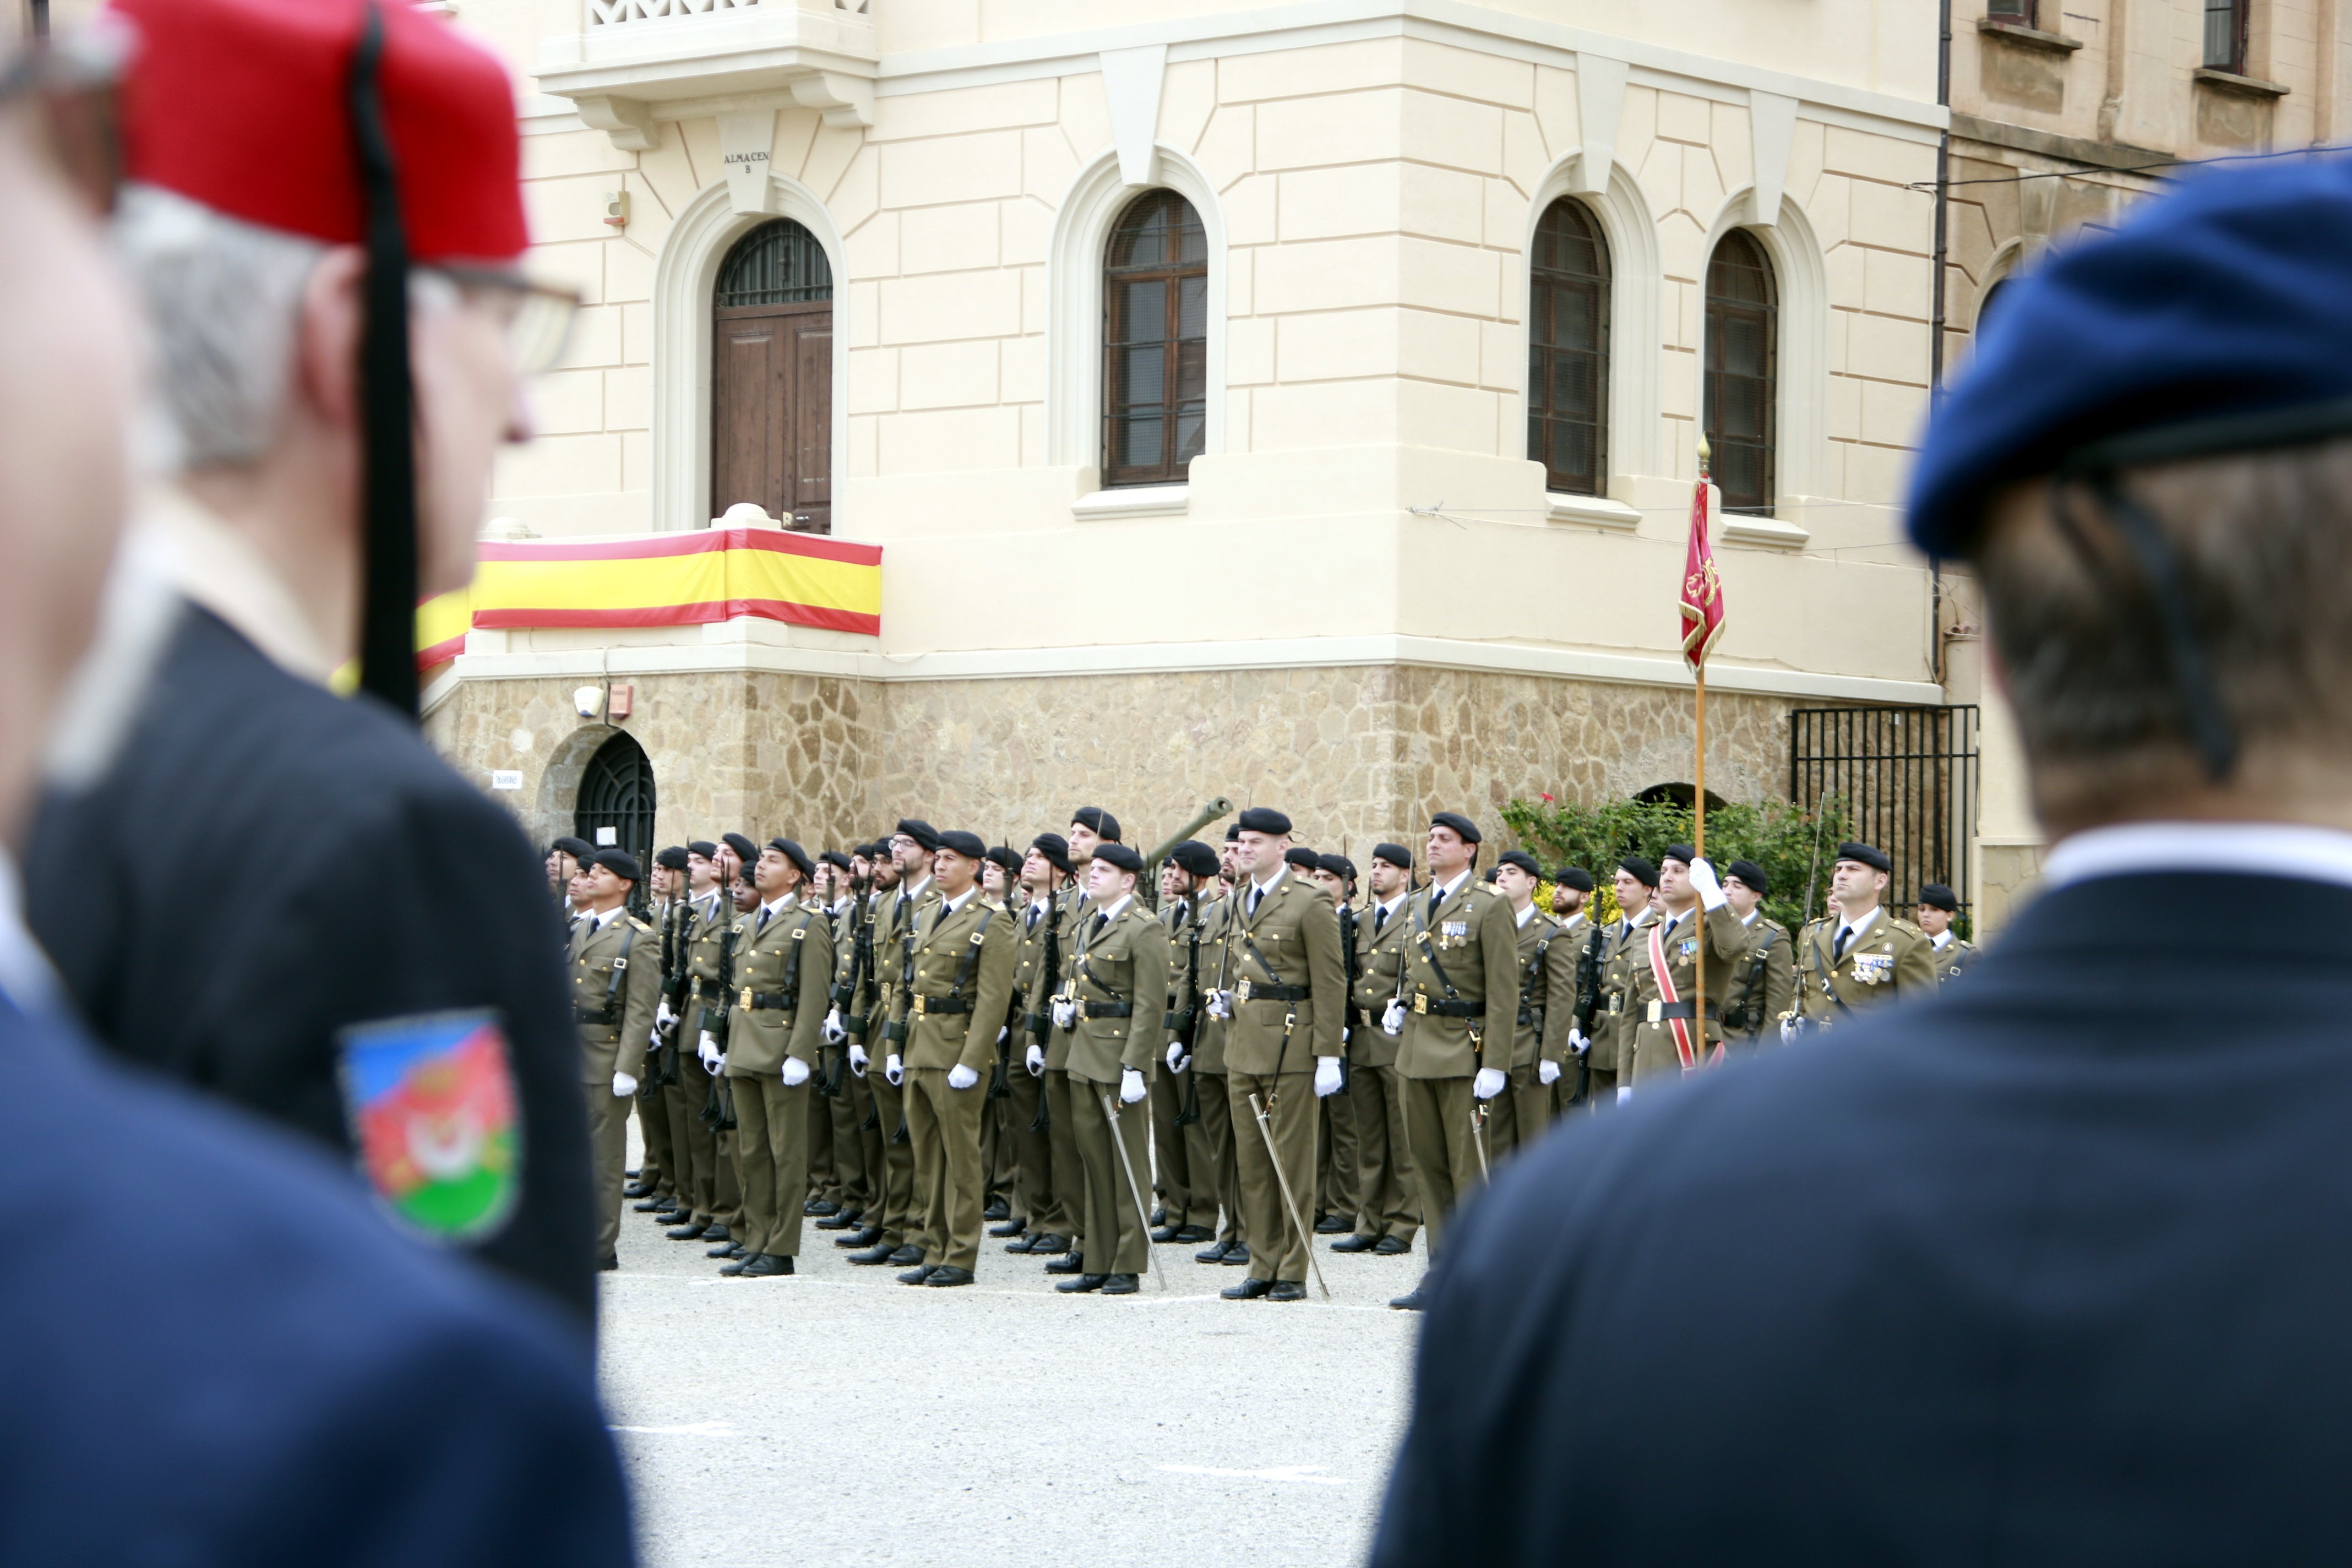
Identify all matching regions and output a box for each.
[613,1071,638,1097]
[948,1063,979,1091]
[1342,1027,1351,1044]
[656,997,676,1028]
[821,1009,847,1045]
[1779,1017,1799,1045]
[1569,1027,1591,1057]
[1025,1043,1045,1076]
[714,1054,727,1075]
[1314,1058,1343,1098]
[781,1057,810,1087]
[1688,857,1728,911]
[1052,998,1075,1031]
[1539,1059,1562,1086]
[1381,998,1404,1036]
[1205,989,1232,1021]
[1119,1068,1147,1105]
[697,1031,721,1071]
[885,1053,904,1086]
[650,1025,665,1051]
[1616,1085,1633,1103]
[1166,1041,1189,1074]
[996,1026,1009,1044]
[850,1042,869,1075]
[1472,1066,1507,1101]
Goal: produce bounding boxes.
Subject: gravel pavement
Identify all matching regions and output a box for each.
[601,1126,1422,1568]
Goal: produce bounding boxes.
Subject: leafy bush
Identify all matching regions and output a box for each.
[1500,793,1852,932]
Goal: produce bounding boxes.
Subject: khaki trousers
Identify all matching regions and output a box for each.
[1150,1060,1215,1228]
[637,1082,673,1195]
[1486,1063,1555,1166]
[1348,1063,1420,1244]
[808,1079,836,1204]
[673,1052,725,1226]
[1003,1060,1064,1235]
[587,1080,629,1263]
[1322,1075,1360,1226]
[1045,1068,1087,1254]
[906,1066,987,1272]
[732,1073,811,1258]
[844,1064,882,1215]
[661,1065,705,1209]
[1195,1071,1243,1246]
[1069,1078,1148,1276]
[1400,1074,1483,1259]
[867,1069,918,1249]
[1228,1070,1318,1284]
[824,1053,870,1210]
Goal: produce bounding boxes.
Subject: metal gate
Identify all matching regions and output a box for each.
[1788,705,1979,916]
[576,732,656,913]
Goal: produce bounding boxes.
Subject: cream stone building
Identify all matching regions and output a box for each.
[133,0,1992,911]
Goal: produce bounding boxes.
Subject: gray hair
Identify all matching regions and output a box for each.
[114,183,325,472]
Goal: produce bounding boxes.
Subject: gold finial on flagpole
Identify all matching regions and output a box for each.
[1696,432,1712,481]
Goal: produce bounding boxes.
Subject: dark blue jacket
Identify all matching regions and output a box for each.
[0,988,631,1564]
[25,605,593,1325]
[1375,872,2352,1566]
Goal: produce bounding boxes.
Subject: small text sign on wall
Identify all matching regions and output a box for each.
[490,770,523,792]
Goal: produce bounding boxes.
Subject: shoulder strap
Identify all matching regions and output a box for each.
[603,921,638,1011]
[948,905,998,998]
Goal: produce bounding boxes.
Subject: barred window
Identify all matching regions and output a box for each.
[1527,199,1611,497]
[1703,230,1778,516]
[1102,190,1207,487]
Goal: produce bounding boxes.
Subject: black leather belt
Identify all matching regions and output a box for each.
[1236,979,1306,1003]
[1409,995,1481,1019]
[1649,1000,1721,1023]
[1079,999,1133,1020]
[739,989,795,1010]
[911,995,970,1017]
[574,1006,616,1025]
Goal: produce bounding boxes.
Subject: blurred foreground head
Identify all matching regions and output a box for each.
[0,31,137,841]
[1910,157,2352,837]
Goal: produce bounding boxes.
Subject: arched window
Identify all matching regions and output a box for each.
[1704,230,1778,515]
[576,732,656,912]
[1102,190,1207,488]
[1527,198,1611,496]
[712,219,834,532]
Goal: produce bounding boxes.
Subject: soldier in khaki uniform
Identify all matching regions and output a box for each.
[1720,858,1796,1048]
[1787,842,1939,1034]
[1483,850,1561,1162]
[1182,828,1249,1267]
[807,848,861,1218]
[1384,813,1521,1311]
[894,831,1017,1288]
[1308,852,1364,1239]
[1623,845,1752,1088]
[1044,843,1167,1294]
[818,843,893,1245]
[629,848,686,1208]
[1335,842,1420,1255]
[846,820,942,1268]
[1539,867,1597,1114]
[1575,857,1658,1108]
[1917,883,1978,985]
[1207,808,1346,1303]
[570,850,661,1271]
[1151,841,1222,1245]
[1001,835,1075,1256]
[718,839,831,1278]
[662,840,743,1253]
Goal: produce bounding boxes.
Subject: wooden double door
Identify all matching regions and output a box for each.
[712,299,831,534]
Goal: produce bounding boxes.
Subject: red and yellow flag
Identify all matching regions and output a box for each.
[1679,472,1725,671]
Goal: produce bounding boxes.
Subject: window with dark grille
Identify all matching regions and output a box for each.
[1986,0,2036,23]
[1527,198,1611,496]
[712,220,834,532]
[1703,230,1778,515]
[2203,0,2248,69]
[576,732,657,915]
[1102,190,1207,488]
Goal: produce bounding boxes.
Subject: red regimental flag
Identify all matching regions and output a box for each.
[1679,475,1727,671]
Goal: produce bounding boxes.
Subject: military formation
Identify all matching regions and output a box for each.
[543,814,1976,1308]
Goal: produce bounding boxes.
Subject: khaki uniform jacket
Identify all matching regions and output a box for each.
[570,910,658,1085]
[1161,895,1212,1052]
[1722,913,1796,1046]
[680,890,733,1038]
[1010,889,1065,1048]
[1506,907,1562,1071]
[876,879,944,1046]
[903,891,1017,1075]
[1028,886,1084,1072]
[1591,910,1656,1075]
[1625,903,1753,1083]
[723,897,832,1075]
[1193,892,1235,1075]
[1351,896,1412,1070]
[1065,899,1170,1084]
[1537,911,1596,1069]
[1223,872,1346,1077]
[1394,875,1521,1081]
[827,889,883,1027]
[1931,935,1977,986]
[1792,908,1939,1025]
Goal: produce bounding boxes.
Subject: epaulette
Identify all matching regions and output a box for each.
[628,915,654,933]
[1891,917,1926,939]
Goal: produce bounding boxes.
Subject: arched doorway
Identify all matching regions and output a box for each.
[576,732,656,910]
[711,218,834,532]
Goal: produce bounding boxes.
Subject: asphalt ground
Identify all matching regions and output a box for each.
[601,1123,1420,1567]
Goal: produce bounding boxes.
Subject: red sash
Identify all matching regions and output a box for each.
[1646,921,1697,1074]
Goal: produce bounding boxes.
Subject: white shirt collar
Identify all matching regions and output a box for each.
[2042,820,2352,893]
[1740,907,1761,927]
[1096,893,1133,923]
[1513,901,1537,929]
[940,886,976,918]
[588,903,624,931]
[759,893,793,921]
[1250,866,1285,896]
[901,875,932,902]
[144,484,338,685]
[1931,929,1954,950]
[1377,891,1408,919]
[1432,868,1472,904]
[1838,906,1881,940]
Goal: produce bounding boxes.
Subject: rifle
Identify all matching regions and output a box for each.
[884,905,916,1145]
[1168,896,1204,1126]
[1026,885,1065,1136]
[820,871,871,1098]
[1573,917,1606,1036]
[645,896,684,1090]
[698,905,742,1132]
[1723,924,1779,1038]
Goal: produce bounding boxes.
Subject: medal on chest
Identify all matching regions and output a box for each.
[1852,951,1893,985]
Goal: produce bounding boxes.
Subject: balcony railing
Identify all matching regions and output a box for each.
[539,0,875,146]
[589,0,867,25]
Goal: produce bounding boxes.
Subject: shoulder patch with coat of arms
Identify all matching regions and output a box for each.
[336,1009,521,1244]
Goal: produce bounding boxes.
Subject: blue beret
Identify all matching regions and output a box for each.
[1909,159,2352,558]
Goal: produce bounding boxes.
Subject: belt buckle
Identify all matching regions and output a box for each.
[1647,1000,1662,1024]
[739,987,753,1010]
[1412,995,1427,1015]
[1237,979,1253,1003]
[912,996,925,1017]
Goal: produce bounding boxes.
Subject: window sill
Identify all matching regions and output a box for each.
[1544,492,1643,530]
[1976,18,2083,52]
[1721,510,1811,548]
[2193,67,2289,97]
[1074,484,1189,521]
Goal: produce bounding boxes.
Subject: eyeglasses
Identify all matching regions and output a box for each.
[0,21,129,217]
[431,264,585,378]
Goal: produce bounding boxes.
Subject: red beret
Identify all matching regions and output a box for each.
[109,0,526,263]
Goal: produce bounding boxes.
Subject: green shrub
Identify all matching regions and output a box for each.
[1499,793,1853,932]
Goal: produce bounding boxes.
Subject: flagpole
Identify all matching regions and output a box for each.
[1693,438,1710,1066]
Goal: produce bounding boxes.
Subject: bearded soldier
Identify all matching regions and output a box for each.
[1539,868,1596,1111]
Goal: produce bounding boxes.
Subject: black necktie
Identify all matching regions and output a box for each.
[1428,888,1443,923]
[757,906,770,933]
[1026,906,1039,933]
[1093,912,1108,940]
[1834,924,1853,959]
[1374,906,1388,935]
[1249,888,1262,919]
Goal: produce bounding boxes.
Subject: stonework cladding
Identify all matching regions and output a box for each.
[429,663,1793,859]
